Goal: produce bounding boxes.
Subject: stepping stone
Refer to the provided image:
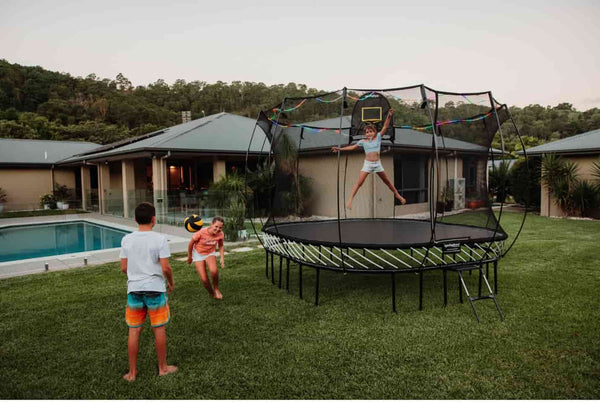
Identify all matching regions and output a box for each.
[231,247,254,253]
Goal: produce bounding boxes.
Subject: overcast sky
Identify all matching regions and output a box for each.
[2,0,599,110]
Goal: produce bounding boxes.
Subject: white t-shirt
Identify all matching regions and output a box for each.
[120,231,171,293]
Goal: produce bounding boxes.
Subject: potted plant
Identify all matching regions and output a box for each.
[40,193,57,210]
[0,187,7,213]
[53,183,70,210]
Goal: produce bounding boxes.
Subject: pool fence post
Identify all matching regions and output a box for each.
[44,263,49,272]
[84,257,88,266]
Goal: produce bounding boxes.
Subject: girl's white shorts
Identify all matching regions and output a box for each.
[192,249,218,262]
[361,160,384,173]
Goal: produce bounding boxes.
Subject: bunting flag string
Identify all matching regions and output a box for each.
[268,108,499,134]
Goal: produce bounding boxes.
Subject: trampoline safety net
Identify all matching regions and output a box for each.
[245,85,524,267]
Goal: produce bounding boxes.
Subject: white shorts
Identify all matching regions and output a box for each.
[361,160,384,173]
[192,249,218,262]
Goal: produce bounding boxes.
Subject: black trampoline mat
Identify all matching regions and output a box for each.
[263,219,507,248]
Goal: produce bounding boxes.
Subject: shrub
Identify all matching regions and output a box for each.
[206,173,249,241]
[510,157,541,208]
[0,187,6,203]
[569,180,600,217]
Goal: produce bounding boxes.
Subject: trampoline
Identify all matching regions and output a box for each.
[245,85,528,321]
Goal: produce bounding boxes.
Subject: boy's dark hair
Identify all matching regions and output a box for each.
[212,216,224,224]
[135,202,156,224]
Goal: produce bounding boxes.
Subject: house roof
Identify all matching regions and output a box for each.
[0,138,100,166]
[60,112,267,163]
[518,128,600,156]
[281,116,495,154]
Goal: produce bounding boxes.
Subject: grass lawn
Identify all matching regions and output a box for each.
[0,209,89,219]
[0,212,599,399]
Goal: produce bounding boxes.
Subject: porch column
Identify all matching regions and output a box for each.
[152,157,168,222]
[98,163,110,214]
[213,160,226,182]
[122,160,136,219]
[81,165,91,211]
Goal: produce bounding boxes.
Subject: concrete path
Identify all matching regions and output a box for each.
[0,213,261,279]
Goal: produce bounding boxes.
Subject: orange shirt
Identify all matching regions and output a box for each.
[192,227,224,255]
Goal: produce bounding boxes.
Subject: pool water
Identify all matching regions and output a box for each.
[0,221,130,263]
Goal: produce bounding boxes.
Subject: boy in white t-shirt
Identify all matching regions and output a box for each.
[120,202,177,381]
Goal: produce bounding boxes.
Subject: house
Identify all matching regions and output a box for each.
[58,113,267,222]
[0,138,100,211]
[519,128,600,217]
[273,116,494,218]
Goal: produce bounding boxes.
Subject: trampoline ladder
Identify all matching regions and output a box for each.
[445,265,504,323]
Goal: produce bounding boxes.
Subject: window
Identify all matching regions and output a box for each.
[393,154,428,205]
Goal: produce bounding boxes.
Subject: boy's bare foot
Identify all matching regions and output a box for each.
[214,289,223,299]
[123,371,137,382]
[159,365,178,377]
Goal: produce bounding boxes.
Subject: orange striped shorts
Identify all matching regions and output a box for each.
[125,292,170,328]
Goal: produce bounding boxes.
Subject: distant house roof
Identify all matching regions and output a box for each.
[0,138,100,167]
[519,128,600,156]
[60,113,266,164]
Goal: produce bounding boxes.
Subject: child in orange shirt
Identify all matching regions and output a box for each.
[187,217,226,299]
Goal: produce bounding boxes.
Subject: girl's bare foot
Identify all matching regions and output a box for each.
[159,365,178,377]
[123,371,137,382]
[346,201,352,210]
[214,289,223,299]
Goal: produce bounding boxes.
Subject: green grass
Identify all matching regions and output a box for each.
[0,212,599,399]
[0,209,89,219]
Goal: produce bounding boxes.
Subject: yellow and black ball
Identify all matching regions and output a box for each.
[184,214,203,233]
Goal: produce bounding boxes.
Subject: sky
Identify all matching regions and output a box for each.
[2,0,599,110]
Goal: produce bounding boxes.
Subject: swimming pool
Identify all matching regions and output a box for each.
[0,221,131,263]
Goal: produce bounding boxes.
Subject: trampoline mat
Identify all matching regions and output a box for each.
[263,219,507,248]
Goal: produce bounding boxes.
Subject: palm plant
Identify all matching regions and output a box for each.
[569,180,600,217]
[592,159,600,182]
[489,160,511,203]
[541,154,578,214]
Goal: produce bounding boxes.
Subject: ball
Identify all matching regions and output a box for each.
[184,214,203,233]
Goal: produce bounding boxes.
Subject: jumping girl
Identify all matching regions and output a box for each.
[332,109,406,209]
